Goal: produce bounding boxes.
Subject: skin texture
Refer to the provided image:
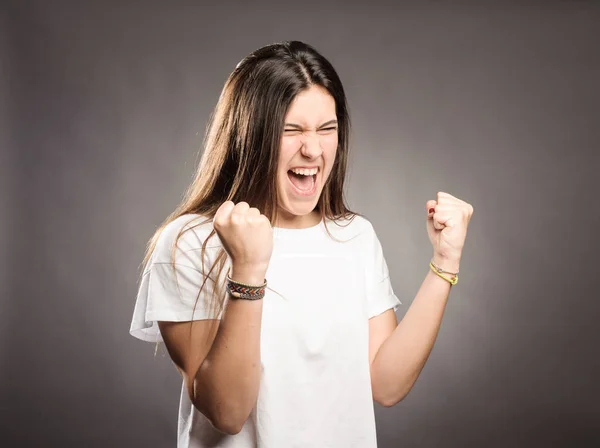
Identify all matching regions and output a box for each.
[275,85,338,229]
[159,81,475,431]
[156,85,342,435]
[368,192,474,406]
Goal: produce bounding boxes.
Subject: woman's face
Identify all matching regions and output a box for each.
[276,85,338,228]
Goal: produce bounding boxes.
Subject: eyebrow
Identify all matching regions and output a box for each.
[284,119,338,129]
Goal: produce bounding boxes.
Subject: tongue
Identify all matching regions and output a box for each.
[288,172,315,191]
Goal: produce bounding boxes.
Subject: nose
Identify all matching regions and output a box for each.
[299,132,323,160]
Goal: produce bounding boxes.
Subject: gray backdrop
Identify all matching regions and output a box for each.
[2,1,599,447]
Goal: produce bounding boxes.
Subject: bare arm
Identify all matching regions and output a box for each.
[158,201,273,435]
[369,268,452,407]
[369,192,473,406]
[158,267,265,435]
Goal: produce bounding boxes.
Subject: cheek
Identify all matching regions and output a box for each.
[278,137,298,184]
[279,136,300,162]
[323,134,338,169]
[324,134,338,153]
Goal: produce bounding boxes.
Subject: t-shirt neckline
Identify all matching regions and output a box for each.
[273,218,325,238]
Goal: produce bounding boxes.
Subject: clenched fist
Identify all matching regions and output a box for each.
[213,201,273,284]
[426,192,474,270]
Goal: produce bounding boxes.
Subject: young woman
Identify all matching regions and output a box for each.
[130,41,473,447]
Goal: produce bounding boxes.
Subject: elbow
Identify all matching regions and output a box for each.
[371,366,420,408]
[189,387,251,436]
[189,365,258,435]
[210,414,246,436]
[192,399,248,435]
[374,389,409,408]
[372,379,414,408]
[189,380,250,435]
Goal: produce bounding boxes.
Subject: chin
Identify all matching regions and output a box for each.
[278,194,321,219]
[281,202,317,217]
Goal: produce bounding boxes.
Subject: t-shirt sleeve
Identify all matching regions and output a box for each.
[365,221,401,319]
[130,217,227,343]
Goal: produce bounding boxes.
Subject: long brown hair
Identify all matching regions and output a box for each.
[141,41,358,318]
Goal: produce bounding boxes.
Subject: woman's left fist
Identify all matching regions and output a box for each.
[426,192,474,264]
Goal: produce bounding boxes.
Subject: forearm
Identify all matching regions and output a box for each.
[371,265,455,406]
[194,268,265,433]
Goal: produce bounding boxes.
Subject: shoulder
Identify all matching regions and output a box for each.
[152,214,222,264]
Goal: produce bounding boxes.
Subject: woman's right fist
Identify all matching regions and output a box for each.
[213,201,273,283]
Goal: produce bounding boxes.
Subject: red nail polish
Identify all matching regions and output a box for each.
[429,208,435,213]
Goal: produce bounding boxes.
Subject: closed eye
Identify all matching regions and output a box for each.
[283,127,337,135]
[318,127,338,134]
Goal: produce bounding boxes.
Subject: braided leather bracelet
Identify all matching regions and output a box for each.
[225,274,267,300]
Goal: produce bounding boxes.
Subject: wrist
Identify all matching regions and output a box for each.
[230,264,267,286]
[431,254,461,273]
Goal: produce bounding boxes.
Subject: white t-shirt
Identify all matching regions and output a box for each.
[130,213,401,447]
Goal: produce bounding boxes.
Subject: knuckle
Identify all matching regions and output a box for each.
[213,214,225,227]
[217,201,234,215]
[232,214,245,225]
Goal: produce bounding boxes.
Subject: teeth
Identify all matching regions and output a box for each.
[290,167,318,176]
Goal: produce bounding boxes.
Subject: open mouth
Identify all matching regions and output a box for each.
[287,170,318,196]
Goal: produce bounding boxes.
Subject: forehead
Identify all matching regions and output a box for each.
[285,85,336,124]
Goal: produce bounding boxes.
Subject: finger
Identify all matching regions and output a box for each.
[434,204,471,225]
[433,212,454,229]
[231,202,250,224]
[257,214,273,228]
[247,207,260,217]
[426,200,437,217]
[437,191,455,201]
[232,201,250,215]
[438,192,471,209]
[431,204,459,214]
[245,207,261,224]
[214,201,235,227]
[433,218,445,230]
[438,192,468,208]
[465,203,474,217]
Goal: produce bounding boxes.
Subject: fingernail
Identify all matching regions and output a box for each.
[429,208,435,214]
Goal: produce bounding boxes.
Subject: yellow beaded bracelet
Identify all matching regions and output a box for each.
[429,262,459,286]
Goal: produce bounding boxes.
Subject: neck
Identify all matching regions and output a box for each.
[274,209,321,229]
